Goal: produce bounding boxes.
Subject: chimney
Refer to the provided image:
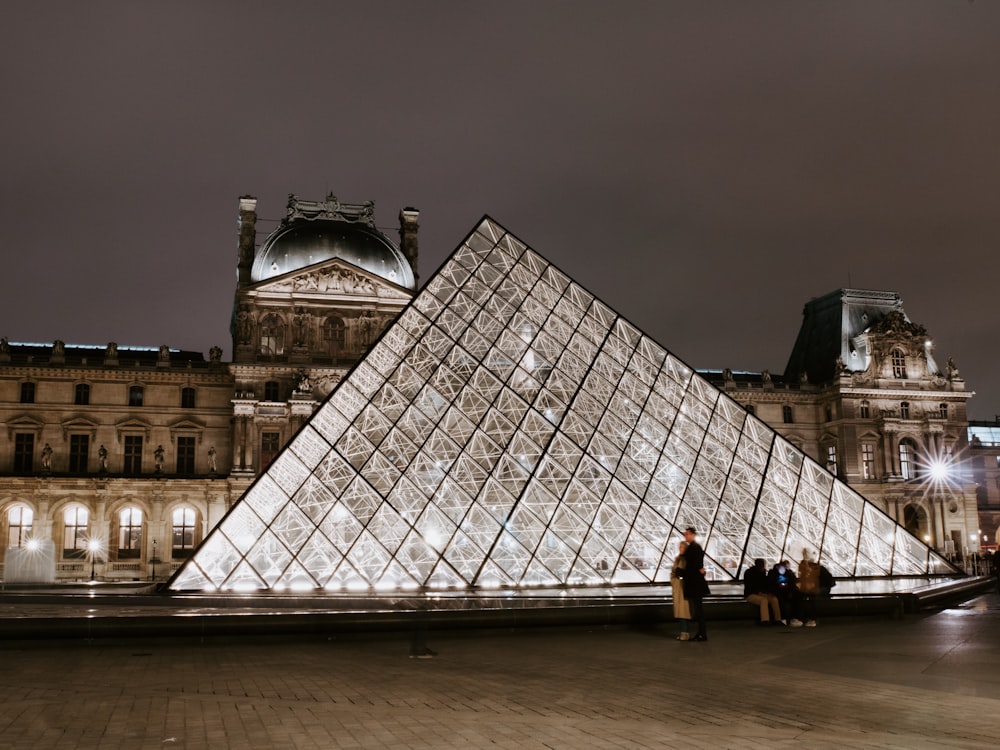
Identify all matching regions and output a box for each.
[398,207,419,287]
[237,195,258,286]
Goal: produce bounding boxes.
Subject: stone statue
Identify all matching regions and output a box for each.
[761,369,772,384]
[296,369,312,394]
[835,355,848,374]
[98,444,109,471]
[52,340,64,356]
[41,443,53,470]
[209,346,222,363]
[208,445,218,473]
[722,368,734,383]
[159,345,170,359]
[294,308,308,346]
[0,337,8,354]
[237,307,253,344]
[154,445,165,472]
[946,357,960,379]
[106,342,118,358]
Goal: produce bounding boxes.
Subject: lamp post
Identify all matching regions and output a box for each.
[88,538,101,581]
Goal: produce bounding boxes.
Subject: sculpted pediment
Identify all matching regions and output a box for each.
[252,259,411,300]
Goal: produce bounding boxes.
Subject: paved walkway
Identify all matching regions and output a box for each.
[1,593,998,749]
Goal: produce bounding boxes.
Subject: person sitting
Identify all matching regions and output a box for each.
[744,558,785,626]
[769,560,799,625]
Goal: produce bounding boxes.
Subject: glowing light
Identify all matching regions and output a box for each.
[26,539,39,552]
[928,461,950,482]
[87,538,101,553]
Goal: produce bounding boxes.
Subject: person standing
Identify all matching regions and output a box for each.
[681,527,710,641]
[670,540,692,640]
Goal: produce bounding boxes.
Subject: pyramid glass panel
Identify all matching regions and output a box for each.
[171,217,956,593]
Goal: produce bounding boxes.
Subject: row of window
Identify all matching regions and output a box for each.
[18,383,198,408]
[260,314,347,357]
[12,434,198,474]
[6,505,199,558]
[751,401,951,425]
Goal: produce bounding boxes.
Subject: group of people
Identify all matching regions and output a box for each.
[743,552,834,628]
[670,531,834,639]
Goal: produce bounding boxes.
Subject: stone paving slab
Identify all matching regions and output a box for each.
[0,594,997,749]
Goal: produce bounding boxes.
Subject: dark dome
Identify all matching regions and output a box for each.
[251,220,415,289]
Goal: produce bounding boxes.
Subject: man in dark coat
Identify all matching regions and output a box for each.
[681,526,710,641]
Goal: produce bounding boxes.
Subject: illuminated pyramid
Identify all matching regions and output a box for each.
[170,217,954,592]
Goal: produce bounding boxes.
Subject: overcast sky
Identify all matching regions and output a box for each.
[2,2,998,418]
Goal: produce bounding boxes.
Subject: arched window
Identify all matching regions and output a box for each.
[859,400,870,419]
[118,507,143,559]
[323,316,346,359]
[171,506,198,558]
[891,349,907,379]
[181,387,196,409]
[899,439,918,480]
[899,401,910,420]
[128,385,144,407]
[259,314,285,357]
[75,383,90,405]
[903,504,928,542]
[7,505,33,547]
[63,506,89,558]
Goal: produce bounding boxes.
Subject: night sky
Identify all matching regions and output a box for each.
[3,3,999,418]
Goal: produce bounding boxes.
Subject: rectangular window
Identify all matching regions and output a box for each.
[69,434,90,473]
[181,387,196,409]
[129,385,144,407]
[782,405,793,424]
[75,383,90,405]
[14,433,34,472]
[20,382,35,403]
[176,436,196,474]
[862,444,876,479]
[264,381,280,401]
[899,402,910,420]
[826,446,837,476]
[261,431,280,469]
[859,400,871,419]
[124,436,143,475]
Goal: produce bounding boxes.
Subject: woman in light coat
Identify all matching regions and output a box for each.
[670,540,692,640]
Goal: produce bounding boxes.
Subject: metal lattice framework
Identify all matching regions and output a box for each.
[170,217,954,592]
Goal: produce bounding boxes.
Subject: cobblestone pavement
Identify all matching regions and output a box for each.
[0,593,997,750]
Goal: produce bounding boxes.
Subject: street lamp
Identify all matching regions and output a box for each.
[88,538,101,581]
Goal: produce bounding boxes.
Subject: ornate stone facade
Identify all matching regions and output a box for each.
[703,289,980,559]
[0,195,418,582]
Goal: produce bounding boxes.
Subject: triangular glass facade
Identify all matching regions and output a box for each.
[170,218,954,593]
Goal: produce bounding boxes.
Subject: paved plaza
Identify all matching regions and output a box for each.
[0,592,998,750]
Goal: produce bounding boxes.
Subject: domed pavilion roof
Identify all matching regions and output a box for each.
[250,195,415,290]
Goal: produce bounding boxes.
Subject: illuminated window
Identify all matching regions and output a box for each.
[323,316,346,358]
[69,434,89,473]
[264,381,280,401]
[862,443,876,480]
[900,402,910,420]
[181,387,196,409]
[75,383,90,405]
[782,405,793,424]
[176,436,196,474]
[826,446,837,476]
[261,431,280,469]
[7,505,33,547]
[899,439,918,480]
[859,400,870,419]
[13,433,34,472]
[891,349,906,379]
[63,506,89,558]
[128,385,144,407]
[118,507,143,559]
[20,382,35,404]
[124,435,143,475]
[172,507,198,558]
[260,314,285,357]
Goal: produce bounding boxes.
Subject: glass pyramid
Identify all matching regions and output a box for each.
[170,217,955,593]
